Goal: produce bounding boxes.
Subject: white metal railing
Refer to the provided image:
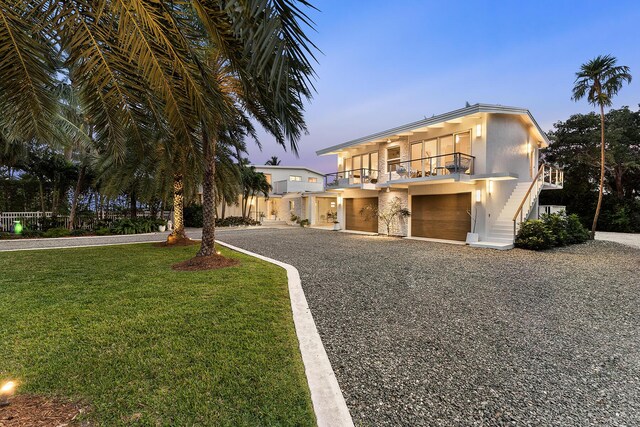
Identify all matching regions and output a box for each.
[512,164,564,236]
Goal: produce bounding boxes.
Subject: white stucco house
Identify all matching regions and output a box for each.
[216,165,333,223]
[315,103,563,249]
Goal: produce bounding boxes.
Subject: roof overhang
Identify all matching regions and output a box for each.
[252,165,325,177]
[316,103,550,156]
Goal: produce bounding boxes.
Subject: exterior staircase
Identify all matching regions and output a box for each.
[484,182,536,247]
[474,164,563,250]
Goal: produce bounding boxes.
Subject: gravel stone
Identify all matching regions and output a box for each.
[215,227,640,427]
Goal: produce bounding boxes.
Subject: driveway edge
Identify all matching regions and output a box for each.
[216,240,354,427]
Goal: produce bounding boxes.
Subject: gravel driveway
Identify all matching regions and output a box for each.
[216,227,640,426]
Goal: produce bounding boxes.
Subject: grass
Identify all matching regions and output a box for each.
[0,244,315,426]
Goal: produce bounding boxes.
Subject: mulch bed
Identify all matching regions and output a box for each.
[154,237,198,247]
[172,255,239,271]
[0,395,89,426]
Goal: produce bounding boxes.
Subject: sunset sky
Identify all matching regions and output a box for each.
[247,0,640,173]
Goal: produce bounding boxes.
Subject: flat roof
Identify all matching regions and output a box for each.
[316,103,550,155]
[252,165,325,176]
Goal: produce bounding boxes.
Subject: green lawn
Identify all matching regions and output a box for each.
[0,244,315,426]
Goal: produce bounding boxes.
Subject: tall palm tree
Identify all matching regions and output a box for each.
[572,55,632,238]
[265,156,281,165]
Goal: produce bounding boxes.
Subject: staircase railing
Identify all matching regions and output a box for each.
[512,164,563,237]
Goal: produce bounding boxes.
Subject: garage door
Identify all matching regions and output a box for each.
[411,193,471,241]
[345,197,378,233]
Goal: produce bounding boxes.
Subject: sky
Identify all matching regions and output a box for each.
[247,0,640,173]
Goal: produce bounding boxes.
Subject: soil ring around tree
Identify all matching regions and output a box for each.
[0,394,90,426]
[155,237,198,247]
[171,254,239,271]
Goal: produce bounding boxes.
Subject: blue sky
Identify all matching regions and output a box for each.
[248,0,640,172]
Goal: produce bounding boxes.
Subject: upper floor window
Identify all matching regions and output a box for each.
[263,173,272,185]
[387,146,401,172]
[308,177,318,183]
[289,175,302,181]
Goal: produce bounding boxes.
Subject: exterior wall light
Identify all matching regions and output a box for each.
[527,142,531,152]
[337,196,342,205]
[488,180,494,194]
[476,124,482,138]
[475,189,482,203]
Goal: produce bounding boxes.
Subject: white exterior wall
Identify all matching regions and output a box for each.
[485,114,538,179]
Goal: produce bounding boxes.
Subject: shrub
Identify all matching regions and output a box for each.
[70,229,90,237]
[541,213,569,246]
[110,217,163,235]
[298,218,309,227]
[515,220,556,250]
[20,229,43,238]
[215,216,260,227]
[42,227,71,238]
[566,214,590,244]
[95,227,112,236]
[184,205,203,228]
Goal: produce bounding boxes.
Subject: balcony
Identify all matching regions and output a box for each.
[324,168,379,189]
[272,179,324,195]
[387,152,475,182]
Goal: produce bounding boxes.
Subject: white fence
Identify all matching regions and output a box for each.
[0,212,68,232]
[0,211,172,232]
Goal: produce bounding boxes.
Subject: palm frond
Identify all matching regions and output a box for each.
[0,1,57,141]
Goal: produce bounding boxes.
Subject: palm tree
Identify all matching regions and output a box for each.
[572,55,632,238]
[1,1,317,259]
[265,156,281,165]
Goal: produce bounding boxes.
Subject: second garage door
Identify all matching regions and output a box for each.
[411,193,471,241]
[345,197,378,233]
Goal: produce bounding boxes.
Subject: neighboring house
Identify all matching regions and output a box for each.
[214,165,327,223]
[316,103,563,249]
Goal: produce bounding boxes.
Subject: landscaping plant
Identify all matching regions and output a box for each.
[516,212,590,250]
[515,220,556,250]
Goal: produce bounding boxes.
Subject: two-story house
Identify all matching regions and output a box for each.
[215,165,327,223]
[316,104,563,249]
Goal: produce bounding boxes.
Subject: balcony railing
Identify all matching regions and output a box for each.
[388,152,474,181]
[325,168,379,188]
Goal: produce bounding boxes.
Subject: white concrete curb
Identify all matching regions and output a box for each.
[216,240,354,427]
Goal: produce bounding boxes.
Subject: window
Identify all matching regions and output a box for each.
[387,146,401,172]
[454,131,471,155]
[289,175,302,181]
[289,200,295,210]
[308,177,318,183]
[263,173,272,185]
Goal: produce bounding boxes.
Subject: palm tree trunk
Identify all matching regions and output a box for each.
[197,132,216,257]
[39,179,45,213]
[130,191,137,219]
[591,104,606,239]
[68,165,86,230]
[169,173,187,240]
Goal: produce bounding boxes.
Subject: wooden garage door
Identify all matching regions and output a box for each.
[345,197,378,232]
[411,193,471,241]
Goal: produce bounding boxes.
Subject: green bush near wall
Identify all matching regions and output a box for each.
[516,212,589,251]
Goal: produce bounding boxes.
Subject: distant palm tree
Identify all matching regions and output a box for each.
[265,156,281,165]
[572,55,632,238]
